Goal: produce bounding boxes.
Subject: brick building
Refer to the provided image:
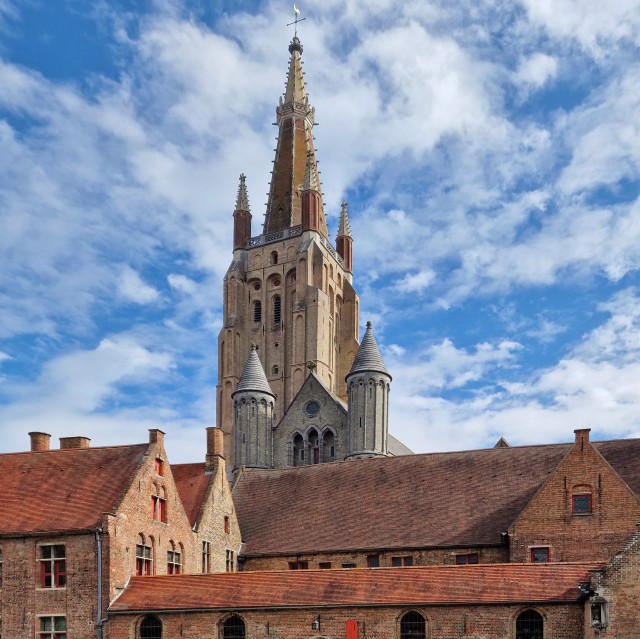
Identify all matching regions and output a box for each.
[1,30,639,639]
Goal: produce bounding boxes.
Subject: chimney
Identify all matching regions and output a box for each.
[574,428,591,451]
[205,426,225,473]
[29,432,51,452]
[59,436,91,450]
[148,429,165,446]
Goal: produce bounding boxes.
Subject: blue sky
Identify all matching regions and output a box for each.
[1,0,639,461]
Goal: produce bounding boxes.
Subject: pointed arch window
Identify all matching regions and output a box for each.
[139,615,162,639]
[222,615,246,639]
[516,610,543,639]
[308,428,320,464]
[323,430,335,461]
[293,433,304,466]
[400,611,426,639]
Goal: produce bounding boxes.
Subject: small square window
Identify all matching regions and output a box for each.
[573,494,592,514]
[530,547,550,563]
[455,553,479,565]
[367,554,380,568]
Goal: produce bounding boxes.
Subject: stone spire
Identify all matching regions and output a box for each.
[233,173,252,250]
[336,200,353,272]
[263,38,328,239]
[348,321,390,378]
[235,345,274,396]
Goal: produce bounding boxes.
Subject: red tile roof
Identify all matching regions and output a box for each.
[233,443,572,556]
[0,444,148,535]
[109,563,600,612]
[171,462,211,526]
[233,438,640,557]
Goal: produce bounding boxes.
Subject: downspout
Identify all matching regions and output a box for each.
[96,529,104,639]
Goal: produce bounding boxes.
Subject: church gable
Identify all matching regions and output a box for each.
[272,372,347,467]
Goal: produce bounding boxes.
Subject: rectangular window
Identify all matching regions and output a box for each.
[135,544,152,576]
[167,550,181,575]
[319,562,332,569]
[391,556,413,567]
[341,563,356,568]
[367,554,380,568]
[573,494,593,514]
[39,545,66,588]
[226,550,234,573]
[530,547,550,563]
[455,553,479,565]
[288,560,309,570]
[202,541,211,573]
[39,616,66,639]
[154,458,163,475]
[151,495,167,522]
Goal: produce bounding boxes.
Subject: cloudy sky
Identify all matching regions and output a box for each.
[1,0,639,461]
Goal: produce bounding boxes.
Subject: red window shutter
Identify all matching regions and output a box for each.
[346,620,359,639]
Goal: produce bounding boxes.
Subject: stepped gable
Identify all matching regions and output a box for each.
[0,444,148,534]
[109,562,600,611]
[348,321,389,377]
[172,462,209,527]
[235,346,274,396]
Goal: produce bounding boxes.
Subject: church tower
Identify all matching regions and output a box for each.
[216,36,360,463]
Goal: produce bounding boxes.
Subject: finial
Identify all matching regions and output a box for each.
[366,321,372,329]
[235,173,250,211]
[337,200,352,238]
[303,150,318,191]
[287,4,305,50]
[250,343,256,351]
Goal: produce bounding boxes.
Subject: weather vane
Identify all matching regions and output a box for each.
[287,4,305,38]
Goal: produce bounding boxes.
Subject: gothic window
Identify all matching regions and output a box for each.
[222,615,245,639]
[400,611,426,639]
[515,610,543,639]
[273,295,281,324]
[323,430,335,461]
[139,615,162,639]
[308,428,320,464]
[253,300,262,323]
[293,433,304,466]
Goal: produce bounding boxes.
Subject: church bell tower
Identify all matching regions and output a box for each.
[216,36,360,463]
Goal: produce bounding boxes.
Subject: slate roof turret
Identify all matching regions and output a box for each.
[347,321,390,378]
[235,346,274,396]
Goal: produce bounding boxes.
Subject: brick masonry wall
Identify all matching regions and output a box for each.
[242,545,509,571]
[106,601,584,639]
[509,431,640,563]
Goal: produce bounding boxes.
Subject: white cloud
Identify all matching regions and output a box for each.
[117,265,160,304]
[515,52,558,89]
[168,273,197,295]
[395,270,436,294]
[0,351,11,362]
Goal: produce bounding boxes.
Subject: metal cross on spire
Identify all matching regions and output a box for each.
[286,4,306,38]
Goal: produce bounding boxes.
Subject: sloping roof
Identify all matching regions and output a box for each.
[387,434,413,456]
[109,563,599,612]
[594,439,640,496]
[171,462,210,527]
[0,444,148,535]
[234,442,573,556]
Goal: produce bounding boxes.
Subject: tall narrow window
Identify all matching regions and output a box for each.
[39,545,66,588]
[516,610,543,639]
[39,616,66,639]
[308,428,319,464]
[253,300,262,323]
[202,541,211,573]
[293,433,304,466]
[151,487,167,522]
[139,615,162,639]
[222,616,245,639]
[136,536,152,576]
[400,611,426,639]
[273,295,281,324]
[224,515,231,534]
[323,430,335,462]
[167,542,181,574]
[226,549,234,572]
[154,458,163,475]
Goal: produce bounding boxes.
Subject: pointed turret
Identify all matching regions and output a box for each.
[264,38,328,238]
[232,346,275,472]
[233,173,252,250]
[346,322,392,459]
[301,151,322,232]
[336,200,353,273]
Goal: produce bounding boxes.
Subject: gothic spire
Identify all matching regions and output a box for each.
[235,173,250,212]
[337,200,352,239]
[263,38,328,239]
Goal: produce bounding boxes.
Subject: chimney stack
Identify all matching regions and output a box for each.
[574,428,591,451]
[148,429,165,446]
[29,432,51,452]
[205,426,225,473]
[60,436,91,450]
